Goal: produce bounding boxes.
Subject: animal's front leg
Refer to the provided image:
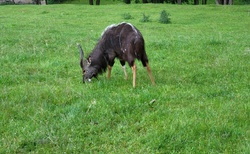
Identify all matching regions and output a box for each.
[120,61,128,80]
[122,65,128,80]
[107,65,112,78]
[132,63,137,88]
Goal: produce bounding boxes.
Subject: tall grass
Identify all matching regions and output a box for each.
[0,4,249,153]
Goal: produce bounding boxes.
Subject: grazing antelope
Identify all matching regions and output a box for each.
[79,22,155,88]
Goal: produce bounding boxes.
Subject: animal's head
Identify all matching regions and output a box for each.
[78,45,98,83]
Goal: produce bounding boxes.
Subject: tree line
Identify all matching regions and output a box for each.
[89,0,234,5]
[9,0,242,5]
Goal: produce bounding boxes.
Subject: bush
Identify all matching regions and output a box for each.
[123,0,131,4]
[140,13,151,22]
[47,0,64,4]
[159,10,171,24]
[121,13,134,20]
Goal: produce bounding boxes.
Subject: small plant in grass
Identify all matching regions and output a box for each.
[159,10,171,24]
[140,13,151,22]
[121,13,134,20]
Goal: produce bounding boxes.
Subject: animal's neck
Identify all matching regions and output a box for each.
[90,47,108,74]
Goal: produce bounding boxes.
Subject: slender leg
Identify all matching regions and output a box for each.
[146,63,155,86]
[132,63,137,88]
[122,65,128,80]
[107,65,112,78]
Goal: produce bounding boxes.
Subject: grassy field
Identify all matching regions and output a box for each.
[0,4,249,153]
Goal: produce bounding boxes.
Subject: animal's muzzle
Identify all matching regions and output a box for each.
[83,78,91,83]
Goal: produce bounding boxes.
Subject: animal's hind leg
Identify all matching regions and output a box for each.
[107,65,112,79]
[141,51,155,86]
[132,62,137,88]
[146,63,155,86]
[120,61,128,80]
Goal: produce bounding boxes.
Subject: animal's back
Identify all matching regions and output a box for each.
[101,22,147,66]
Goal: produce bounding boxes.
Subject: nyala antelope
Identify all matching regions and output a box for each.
[78,22,155,88]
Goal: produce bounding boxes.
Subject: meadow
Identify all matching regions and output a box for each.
[0,3,249,153]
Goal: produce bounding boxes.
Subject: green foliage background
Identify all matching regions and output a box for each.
[61,0,249,5]
[0,4,249,153]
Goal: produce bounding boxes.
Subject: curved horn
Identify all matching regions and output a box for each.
[78,44,84,67]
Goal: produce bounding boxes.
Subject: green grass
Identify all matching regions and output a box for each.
[0,4,249,153]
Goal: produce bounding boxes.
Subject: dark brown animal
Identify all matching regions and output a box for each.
[79,22,155,88]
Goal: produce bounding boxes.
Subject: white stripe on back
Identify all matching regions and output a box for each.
[101,22,138,36]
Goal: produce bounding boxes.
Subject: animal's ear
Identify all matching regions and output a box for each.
[87,56,91,65]
[78,44,84,68]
